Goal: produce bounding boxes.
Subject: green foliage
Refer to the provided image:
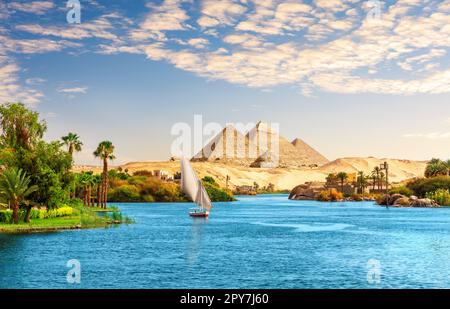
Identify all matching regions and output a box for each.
[426,189,450,206]
[203,181,235,202]
[407,176,450,197]
[108,185,142,202]
[425,158,449,178]
[202,176,216,184]
[389,186,414,197]
[317,189,344,202]
[0,206,74,223]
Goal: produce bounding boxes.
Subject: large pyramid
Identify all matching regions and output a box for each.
[192,121,328,168]
[191,125,255,166]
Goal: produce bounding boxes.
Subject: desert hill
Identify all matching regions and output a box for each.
[74,157,427,191]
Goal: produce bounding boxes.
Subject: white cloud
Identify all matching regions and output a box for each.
[26,77,46,85]
[8,1,54,15]
[58,87,88,94]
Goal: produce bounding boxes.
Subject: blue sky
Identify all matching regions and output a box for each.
[1,0,449,164]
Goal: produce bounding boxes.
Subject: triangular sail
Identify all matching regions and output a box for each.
[181,157,213,211]
[181,157,199,202]
[195,180,212,211]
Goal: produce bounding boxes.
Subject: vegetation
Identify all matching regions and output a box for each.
[106,172,234,203]
[389,186,414,197]
[426,189,450,206]
[93,141,115,208]
[317,189,344,202]
[407,176,450,198]
[0,103,129,232]
[425,158,449,178]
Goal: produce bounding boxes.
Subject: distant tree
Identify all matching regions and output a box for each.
[336,172,348,193]
[61,132,83,157]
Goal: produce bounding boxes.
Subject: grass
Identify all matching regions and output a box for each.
[0,204,131,233]
[0,216,84,233]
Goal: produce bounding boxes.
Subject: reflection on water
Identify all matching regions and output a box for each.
[186,218,208,266]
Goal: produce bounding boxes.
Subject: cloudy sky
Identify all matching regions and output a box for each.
[1,0,449,164]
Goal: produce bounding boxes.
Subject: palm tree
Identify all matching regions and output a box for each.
[379,171,385,190]
[93,141,115,208]
[425,158,448,178]
[93,174,102,207]
[61,132,83,157]
[357,171,368,195]
[79,172,95,207]
[372,167,381,190]
[0,168,38,224]
[336,172,348,193]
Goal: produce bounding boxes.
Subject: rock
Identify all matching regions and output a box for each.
[410,198,440,208]
[388,194,407,206]
[393,197,411,207]
[410,195,418,201]
[376,194,389,205]
[289,182,325,200]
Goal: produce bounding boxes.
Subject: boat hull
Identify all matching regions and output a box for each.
[189,210,209,218]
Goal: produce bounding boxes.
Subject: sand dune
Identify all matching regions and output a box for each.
[74,157,426,191]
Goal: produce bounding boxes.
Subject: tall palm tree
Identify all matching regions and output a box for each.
[61,132,83,157]
[0,168,37,224]
[336,172,348,193]
[357,171,368,195]
[93,141,115,208]
[372,167,381,190]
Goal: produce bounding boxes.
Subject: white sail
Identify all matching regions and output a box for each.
[195,180,212,211]
[181,157,199,202]
[181,157,213,211]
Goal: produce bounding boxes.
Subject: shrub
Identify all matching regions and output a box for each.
[0,210,13,223]
[317,189,344,202]
[204,182,235,202]
[389,186,414,197]
[426,189,450,206]
[407,176,450,197]
[108,185,141,202]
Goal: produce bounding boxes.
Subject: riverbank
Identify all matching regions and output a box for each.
[0,205,132,234]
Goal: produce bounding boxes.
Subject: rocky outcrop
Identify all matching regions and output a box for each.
[377,194,440,208]
[289,182,325,200]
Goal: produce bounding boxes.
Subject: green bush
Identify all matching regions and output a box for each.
[204,182,235,202]
[407,176,450,197]
[426,189,450,206]
[0,206,74,223]
[0,210,13,223]
[389,186,414,197]
[108,185,142,202]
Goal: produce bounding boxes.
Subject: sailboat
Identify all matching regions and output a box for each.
[180,157,213,218]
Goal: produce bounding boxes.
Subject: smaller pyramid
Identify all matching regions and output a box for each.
[291,138,329,166]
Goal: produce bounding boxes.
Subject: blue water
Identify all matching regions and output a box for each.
[1,195,450,289]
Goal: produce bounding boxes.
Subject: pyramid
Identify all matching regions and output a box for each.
[191,125,255,165]
[249,122,329,168]
[192,121,329,168]
[292,138,329,166]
